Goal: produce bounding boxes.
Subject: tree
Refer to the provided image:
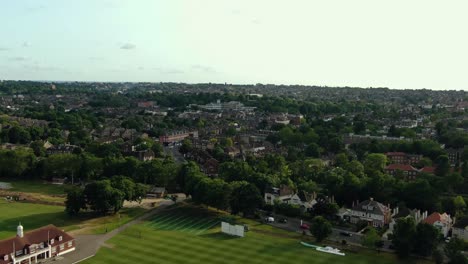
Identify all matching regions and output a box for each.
[453,195,467,217]
[435,155,450,177]
[445,238,468,264]
[179,138,193,154]
[229,181,263,216]
[362,227,380,249]
[65,186,85,215]
[310,216,332,242]
[30,140,46,157]
[364,153,387,175]
[84,180,125,214]
[413,223,440,256]
[392,217,416,258]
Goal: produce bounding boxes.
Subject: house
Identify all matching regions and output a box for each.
[452,217,468,241]
[201,158,219,177]
[224,146,240,158]
[422,212,453,237]
[264,186,316,212]
[132,149,155,162]
[385,152,422,165]
[46,144,79,155]
[349,198,392,228]
[147,187,166,198]
[446,148,463,166]
[386,208,428,238]
[385,164,419,180]
[0,224,75,264]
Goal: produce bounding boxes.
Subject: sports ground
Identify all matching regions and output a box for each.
[84,205,430,264]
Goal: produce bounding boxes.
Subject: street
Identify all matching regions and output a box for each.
[260,212,393,250]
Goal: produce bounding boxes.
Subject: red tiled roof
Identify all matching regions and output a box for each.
[385,164,417,171]
[420,166,435,173]
[0,225,74,263]
[423,212,442,225]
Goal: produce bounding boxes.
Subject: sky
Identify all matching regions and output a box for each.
[0,0,467,90]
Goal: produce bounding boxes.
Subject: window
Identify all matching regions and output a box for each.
[4,255,8,261]
[51,239,54,244]
[59,236,63,241]
[68,242,73,247]
[60,244,64,250]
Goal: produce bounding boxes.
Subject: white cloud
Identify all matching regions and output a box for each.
[9,56,30,61]
[120,43,136,50]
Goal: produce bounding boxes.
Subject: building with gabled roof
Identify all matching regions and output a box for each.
[349,198,392,228]
[0,224,75,264]
[422,212,453,237]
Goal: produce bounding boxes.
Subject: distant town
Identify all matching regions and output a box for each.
[0,80,467,264]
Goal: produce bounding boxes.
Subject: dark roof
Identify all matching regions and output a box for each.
[0,225,74,261]
[149,187,166,194]
[385,164,417,171]
[352,199,389,216]
[453,217,468,229]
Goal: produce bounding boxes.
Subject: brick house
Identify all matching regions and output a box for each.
[385,164,419,180]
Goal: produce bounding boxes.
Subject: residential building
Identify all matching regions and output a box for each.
[385,152,422,165]
[385,164,419,180]
[0,224,75,264]
[349,198,392,228]
[452,217,468,241]
[387,208,428,238]
[264,186,316,212]
[422,212,453,237]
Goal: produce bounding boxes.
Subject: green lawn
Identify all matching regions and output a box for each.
[84,206,431,264]
[0,199,72,239]
[7,180,67,195]
[0,200,148,240]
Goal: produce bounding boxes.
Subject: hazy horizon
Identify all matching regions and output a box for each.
[1,0,467,90]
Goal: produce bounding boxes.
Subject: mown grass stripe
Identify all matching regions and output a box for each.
[195,220,220,235]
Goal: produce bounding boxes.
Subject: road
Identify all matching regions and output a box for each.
[261,212,393,250]
[163,145,186,164]
[47,200,175,264]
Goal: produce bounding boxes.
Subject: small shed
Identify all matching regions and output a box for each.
[147,187,166,198]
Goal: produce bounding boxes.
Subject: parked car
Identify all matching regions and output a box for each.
[265,217,275,223]
[340,231,353,237]
[300,224,310,230]
[279,218,288,223]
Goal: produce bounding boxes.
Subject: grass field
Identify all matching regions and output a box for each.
[6,180,67,195]
[84,205,431,264]
[0,199,147,239]
[0,199,71,239]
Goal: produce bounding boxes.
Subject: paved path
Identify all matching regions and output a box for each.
[48,200,174,264]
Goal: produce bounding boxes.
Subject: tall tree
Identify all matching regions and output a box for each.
[392,217,416,258]
[310,216,332,242]
[362,227,381,249]
[413,223,440,257]
[229,181,263,216]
